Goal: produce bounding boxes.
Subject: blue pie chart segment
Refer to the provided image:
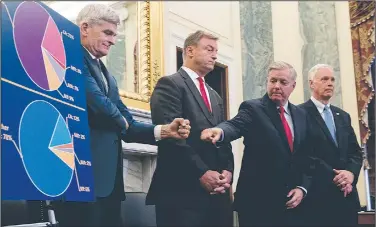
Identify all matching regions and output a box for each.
[19,100,74,197]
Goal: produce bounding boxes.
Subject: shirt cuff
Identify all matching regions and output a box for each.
[123,117,129,129]
[214,129,224,148]
[154,125,162,141]
[296,186,307,196]
[217,129,225,142]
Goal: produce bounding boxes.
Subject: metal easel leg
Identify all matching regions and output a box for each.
[3,201,59,227]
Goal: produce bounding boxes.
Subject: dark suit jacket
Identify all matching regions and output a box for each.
[218,94,312,214]
[299,99,362,223]
[146,68,234,207]
[83,47,155,198]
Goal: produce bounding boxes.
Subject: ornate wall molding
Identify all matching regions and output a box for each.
[120,1,164,110]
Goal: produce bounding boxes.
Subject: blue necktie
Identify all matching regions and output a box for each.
[323,106,338,146]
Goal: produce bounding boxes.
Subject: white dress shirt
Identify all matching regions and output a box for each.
[181,66,212,110]
[83,47,162,140]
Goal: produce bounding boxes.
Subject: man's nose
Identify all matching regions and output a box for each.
[211,54,217,61]
[108,36,116,45]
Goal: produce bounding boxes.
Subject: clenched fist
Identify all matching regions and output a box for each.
[200,128,223,144]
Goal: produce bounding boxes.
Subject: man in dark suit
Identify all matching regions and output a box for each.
[299,64,362,226]
[201,61,313,226]
[146,30,234,226]
[54,4,191,227]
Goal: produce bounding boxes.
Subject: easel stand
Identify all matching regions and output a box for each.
[4,201,59,227]
[361,145,373,211]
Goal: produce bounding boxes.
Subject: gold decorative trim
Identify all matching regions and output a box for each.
[119,1,164,111]
[149,1,164,91]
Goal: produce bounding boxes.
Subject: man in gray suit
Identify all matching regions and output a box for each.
[54,4,191,227]
[146,30,234,226]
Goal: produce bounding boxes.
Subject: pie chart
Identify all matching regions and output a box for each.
[19,100,75,197]
[13,1,66,91]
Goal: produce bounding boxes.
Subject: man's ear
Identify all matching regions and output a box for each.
[308,80,314,90]
[80,22,90,37]
[185,46,194,59]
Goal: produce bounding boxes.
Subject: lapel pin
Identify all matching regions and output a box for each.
[336,113,340,115]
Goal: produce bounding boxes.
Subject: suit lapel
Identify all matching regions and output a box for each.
[261,94,291,154]
[306,100,338,148]
[179,68,215,126]
[331,106,344,151]
[82,47,109,96]
[289,104,301,153]
[207,85,220,123]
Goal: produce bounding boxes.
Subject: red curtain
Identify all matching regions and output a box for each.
[349,1,375,144]
[349,1,375,196]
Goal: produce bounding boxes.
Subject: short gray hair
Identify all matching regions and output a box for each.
[76,4,120,26]
[308,64,334,81]
[267,61,297,80]
[183,30,218,56]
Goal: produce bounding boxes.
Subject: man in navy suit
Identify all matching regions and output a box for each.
[55,4,190,227]
[299,64,362,226]
[201,61,313,226]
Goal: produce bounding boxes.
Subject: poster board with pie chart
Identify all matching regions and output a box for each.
[1,1,95,202]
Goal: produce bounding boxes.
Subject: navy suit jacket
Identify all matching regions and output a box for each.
[217,94,312,215]
[82,47,155,198]
[298,100,361,224]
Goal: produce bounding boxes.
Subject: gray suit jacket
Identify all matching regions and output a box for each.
[146,68,234,207]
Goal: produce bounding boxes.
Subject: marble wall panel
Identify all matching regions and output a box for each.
[240,1,274,100]
[299,1,343,107]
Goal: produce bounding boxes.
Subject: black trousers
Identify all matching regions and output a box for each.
[155,194,233,227]
[54,153,125,227]
[300,199,359,227]
[237,203,302,227]
[298,187,360,227]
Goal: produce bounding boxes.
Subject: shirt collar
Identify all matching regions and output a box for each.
[311,96,330,114]
[277,102,290,115]
[83,46,97,60]
[181,66,205,82]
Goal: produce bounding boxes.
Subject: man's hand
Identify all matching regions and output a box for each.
[341,183,353,197]
[161,118,191,139]
[211,170,232,194]
[199,170,222,192]
[286,188,304,209]
[333,169,354,188]
[201,128,222,144]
